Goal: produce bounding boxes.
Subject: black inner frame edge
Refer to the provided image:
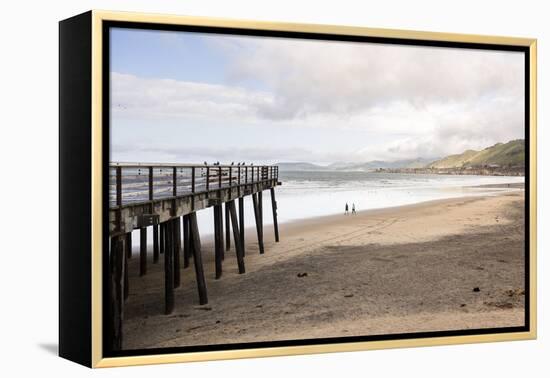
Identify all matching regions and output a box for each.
[101,20,531,358]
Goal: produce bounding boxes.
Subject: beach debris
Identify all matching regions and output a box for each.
[505,288,525,297]
[473,287,481,292]
[195,306,212,311]
[460,304,466,307]
[256,304,263,308]
[297,272,308,278]
[344,294,354,298]
[484,301,514,309]
[216,320,221,324]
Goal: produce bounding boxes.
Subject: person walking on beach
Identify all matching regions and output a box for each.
[345,202,349,215]
[352,203,356,215]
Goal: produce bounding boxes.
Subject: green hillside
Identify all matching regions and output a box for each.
[428,139,525,169]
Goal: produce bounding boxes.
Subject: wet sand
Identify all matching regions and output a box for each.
[122,189,525,350]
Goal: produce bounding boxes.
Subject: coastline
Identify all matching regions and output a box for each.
[123,187,525,350]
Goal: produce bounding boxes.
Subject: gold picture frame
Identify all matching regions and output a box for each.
[59,10,537,368]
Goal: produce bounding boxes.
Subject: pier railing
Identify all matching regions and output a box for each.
[109,163,279,208]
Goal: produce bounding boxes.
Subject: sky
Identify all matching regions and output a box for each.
[110,27,525,165]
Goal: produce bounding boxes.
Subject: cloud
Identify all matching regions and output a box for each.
[111,72,275,121]
[111,35,525,163]
[112,143,315,164]
[222,37,524,121]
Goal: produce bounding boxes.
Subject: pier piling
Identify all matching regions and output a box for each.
[126,232,132,258]
[124,233,130,300]
[214,205,223,279]
[189,212,208,305]
[140,228,147,276]
[164,221,174,314]
[228,200,246,274]
[225,203,231,251]
[270,188,279,242]
[183,214,191,268]
[160,223,165,255]
[174,217,181,288]
[239,197,245,256]
[252,193,265,254]
[109,235,125,351]
[153,224,159,263]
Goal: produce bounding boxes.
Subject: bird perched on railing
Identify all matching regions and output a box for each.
[203,161,207,166]
[231,162,234,165]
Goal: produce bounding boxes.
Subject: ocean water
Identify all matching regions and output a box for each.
[132,171,524,242]
[196,171,523,236]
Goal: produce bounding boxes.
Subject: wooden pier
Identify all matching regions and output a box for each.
[108,163,280,350]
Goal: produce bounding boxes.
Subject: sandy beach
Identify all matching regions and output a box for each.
[122,187,525,350]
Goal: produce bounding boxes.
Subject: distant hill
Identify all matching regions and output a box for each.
[277,141,524,172]
[277,158,436,171]
[427,139,525,169]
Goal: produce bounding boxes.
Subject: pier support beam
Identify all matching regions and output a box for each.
[270,188,280,242]
[126,232,132,258]
[153,224,159,263]
[160,223,165,255]
[189,212,208,305]
[109,235,125,351]
[164,221,174,314]
[252,193,265,254]
[225,203,231,251]
[139,228,147,276]
[228,200,246,274]
[183,214,191,268]
[259,191,263,227]
[213,205,223,279]
[124,233,130,301]
[239,197,245,256]
[174,217,181,288]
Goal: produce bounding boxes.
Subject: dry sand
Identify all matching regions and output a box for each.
[123,189,526,350]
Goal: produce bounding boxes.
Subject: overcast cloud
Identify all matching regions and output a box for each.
[111,29,525,164]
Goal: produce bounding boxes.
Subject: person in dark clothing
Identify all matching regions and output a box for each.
[352,203,356,214]
[345,202,349,215]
